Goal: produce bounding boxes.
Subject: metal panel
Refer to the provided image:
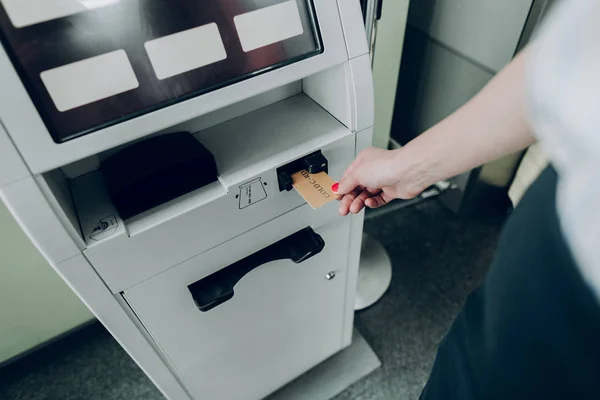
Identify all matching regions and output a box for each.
[0,121,29,187]
[408,0,533,72]
[393,27,494,143]
[337,0,369,59]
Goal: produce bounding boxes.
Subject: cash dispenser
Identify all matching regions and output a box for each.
[0,1,374,399]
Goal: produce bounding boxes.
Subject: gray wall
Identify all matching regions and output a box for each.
[393,0,533,145]
[408,0,533,72]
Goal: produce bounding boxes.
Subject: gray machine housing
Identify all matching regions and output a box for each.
[0,1,374,399]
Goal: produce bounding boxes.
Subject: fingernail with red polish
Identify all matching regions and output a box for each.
[332,182,339,192]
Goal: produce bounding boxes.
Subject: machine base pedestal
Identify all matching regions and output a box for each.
[354,234,393,311]
[268,328,381,400]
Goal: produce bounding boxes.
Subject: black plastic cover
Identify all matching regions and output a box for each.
[101,132,218,220]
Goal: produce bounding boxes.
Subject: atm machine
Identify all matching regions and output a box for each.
[0,1,373,399]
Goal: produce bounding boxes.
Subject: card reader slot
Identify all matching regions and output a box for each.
[188,227,325,312]
[276,150,328,191]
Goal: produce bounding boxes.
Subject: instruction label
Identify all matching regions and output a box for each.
[89,215,118,241]
[239,178,267,209]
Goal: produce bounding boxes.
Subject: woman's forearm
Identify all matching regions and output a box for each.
[395,48,536,189]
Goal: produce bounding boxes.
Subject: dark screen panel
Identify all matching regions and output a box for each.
[0,0,322,143]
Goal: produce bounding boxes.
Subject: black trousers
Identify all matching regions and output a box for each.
[420,167,600,400]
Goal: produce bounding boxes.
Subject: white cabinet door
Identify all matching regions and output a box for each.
[125,205,351,400]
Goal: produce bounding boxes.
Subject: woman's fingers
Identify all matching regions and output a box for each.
[365,187,383,196]
[348,188,381,213]
[341,153,364,180]
[364,188,385,208]
[335,173,360,196]
[365,197,378,208]
[338,187,392,215]
[338,188,362,216]
[335,156,368,196]
[335,164,358,195]
[365,193,387,208]
[349,189,372,214]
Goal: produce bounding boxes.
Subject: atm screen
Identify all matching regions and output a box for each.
[0,0,322,143]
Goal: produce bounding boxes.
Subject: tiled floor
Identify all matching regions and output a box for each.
[0,196,506,400]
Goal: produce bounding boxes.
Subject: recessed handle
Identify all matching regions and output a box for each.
[188,227,325,312]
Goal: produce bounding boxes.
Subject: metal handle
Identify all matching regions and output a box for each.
[188,227,325,312]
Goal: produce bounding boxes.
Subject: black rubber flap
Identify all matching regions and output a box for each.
[101,132,218,220]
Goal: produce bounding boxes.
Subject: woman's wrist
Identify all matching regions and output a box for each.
[390,145,437,198]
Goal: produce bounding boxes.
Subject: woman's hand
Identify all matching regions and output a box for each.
[333,48,536,217]
[333,147,430,216]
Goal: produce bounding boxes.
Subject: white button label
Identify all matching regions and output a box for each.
[40,49,139,112]
[234,0,304,52]
[144,23,227,80]
[1,0,120,28]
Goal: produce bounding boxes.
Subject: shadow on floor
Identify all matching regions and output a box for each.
[0,198,506,400]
